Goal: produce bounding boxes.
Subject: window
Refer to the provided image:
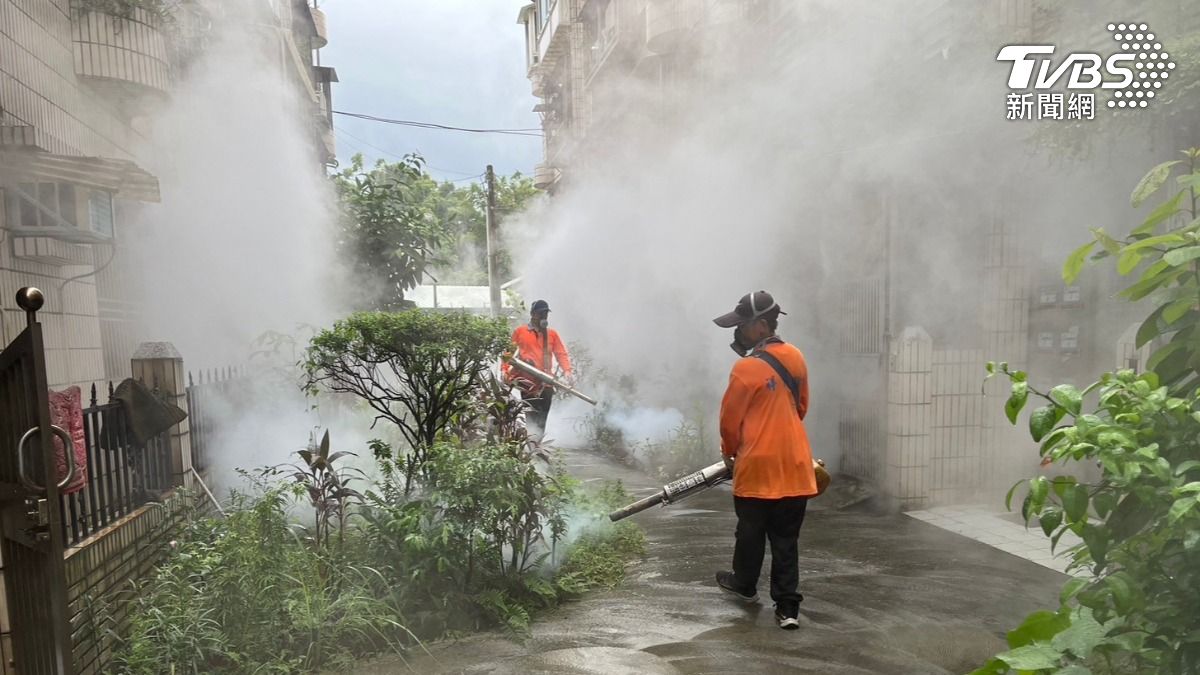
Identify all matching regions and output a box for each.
[1037,286,1058,306]
[1060,325,1080,352]
[9,182,76,228]
[88,191,114,238]
[538,0,556,36]
[4,182,115,241]
[1062,285,1082,305]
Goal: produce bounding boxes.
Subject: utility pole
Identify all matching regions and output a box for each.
[485,165,501,317]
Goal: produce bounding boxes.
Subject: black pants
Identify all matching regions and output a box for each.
[522,388,554,432]
[732,496,809,615]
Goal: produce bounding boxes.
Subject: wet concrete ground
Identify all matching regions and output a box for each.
[356,449,1067,675]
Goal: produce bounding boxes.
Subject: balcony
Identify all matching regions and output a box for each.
[70,4,171,95]
[310,6,329,48]
[645,0,700,54]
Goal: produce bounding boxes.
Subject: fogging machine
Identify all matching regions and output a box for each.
[505,356,598,405]
[609,458,829,521]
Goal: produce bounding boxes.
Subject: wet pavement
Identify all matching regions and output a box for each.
[356,449,1067,675]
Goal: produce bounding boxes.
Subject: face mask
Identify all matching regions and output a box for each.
[534,317,549,330]
[729,324,755,357]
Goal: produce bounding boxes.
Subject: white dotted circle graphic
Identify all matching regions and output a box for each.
[1101,22,1170,113]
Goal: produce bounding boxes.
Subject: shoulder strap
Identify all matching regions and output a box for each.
[752,350,801,415]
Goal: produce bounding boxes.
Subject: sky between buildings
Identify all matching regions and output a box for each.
[321,0,542,181]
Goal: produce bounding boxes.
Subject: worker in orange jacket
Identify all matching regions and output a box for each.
[501,299,572,436]
[711,290,817,630]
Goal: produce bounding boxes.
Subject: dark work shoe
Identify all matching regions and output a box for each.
[775,605,800,630]
[715,571,758,604]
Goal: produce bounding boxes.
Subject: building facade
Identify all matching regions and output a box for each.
[0,0,336,390]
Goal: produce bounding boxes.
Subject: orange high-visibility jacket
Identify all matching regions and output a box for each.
[720,340,817,499]
[501,325,572,393]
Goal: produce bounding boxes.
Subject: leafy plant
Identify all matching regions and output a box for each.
[975,150,1200,675]
[333,154,446,311]
[302,310,510,493]
[285,430,363,551]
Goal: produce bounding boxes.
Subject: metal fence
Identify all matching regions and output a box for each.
[59,383,174,548]
[186,366,248,477]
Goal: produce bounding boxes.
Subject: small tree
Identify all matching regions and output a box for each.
[333,154,445,311]
[302,310,509,493]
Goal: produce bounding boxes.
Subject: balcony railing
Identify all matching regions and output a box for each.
[70,3,171,93]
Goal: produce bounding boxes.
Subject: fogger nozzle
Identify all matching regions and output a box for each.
[608,460,730,522]
[505,357,598,405]
[608,458,830,522]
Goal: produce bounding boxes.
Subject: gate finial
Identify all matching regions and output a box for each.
[15,287,44,327]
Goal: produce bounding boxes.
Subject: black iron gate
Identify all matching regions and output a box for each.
[0,288,75,674]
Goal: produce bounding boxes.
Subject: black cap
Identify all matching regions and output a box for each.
[712,291,786,328]
[531,299,550,313]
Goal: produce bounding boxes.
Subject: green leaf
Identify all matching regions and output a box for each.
[996,643,1063,670]
[1168,496,1197,523]
[1062,484,1089,523]
[1132,305,1161,345]
[1029,406,1061,442]
[1117,248,1144,276]
[1165,245,1200,266]
[1006,382,1029,424]
[1105,572,1137,613]
[1048,385,1083,416]
[1051,608,1106,659]
[1146,340,1185,372]
[1091,228,1121,253]
[1027,476,1050,515]
[1063,241,1095,284]
[1092,491,1117,518]
[1082,524,1109,569]
[1005,480,1023,512]
[1175,460,1200,476]
[1039,508,1063,536]
[1059,577,1088,605]
[1121,232,1187,252]
[1131,160,1181,207]
[1163,297,1196,325]
[1132,189,1186,235]
[1007,610,1071,647]
[1055,667,1093,675]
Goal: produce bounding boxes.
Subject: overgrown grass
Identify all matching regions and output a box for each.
[113,469,644,674]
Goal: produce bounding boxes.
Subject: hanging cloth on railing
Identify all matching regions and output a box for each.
[48,386,88,494]
[103,378,188,448]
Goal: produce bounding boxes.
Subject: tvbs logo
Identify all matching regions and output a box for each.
[997,23,1174,118]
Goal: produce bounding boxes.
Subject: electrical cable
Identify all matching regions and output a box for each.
[332,110,543,137]
[332,126,484,178]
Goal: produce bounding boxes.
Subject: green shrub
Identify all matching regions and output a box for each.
[976,150,1200,675]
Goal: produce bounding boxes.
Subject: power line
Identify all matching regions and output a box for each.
[333,125,485,178]
[333,110,544,137]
